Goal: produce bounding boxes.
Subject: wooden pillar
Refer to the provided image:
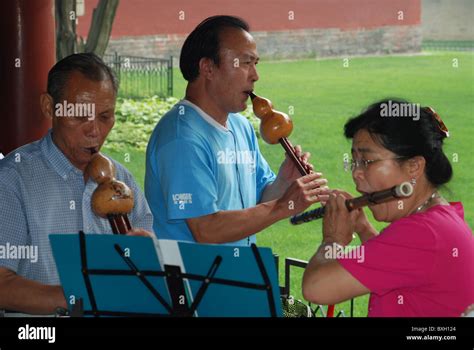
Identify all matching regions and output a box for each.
[0,0,55,155]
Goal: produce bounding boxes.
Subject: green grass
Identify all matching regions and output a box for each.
[103,52,474,317]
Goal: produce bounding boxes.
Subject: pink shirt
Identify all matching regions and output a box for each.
[338,202,474,317]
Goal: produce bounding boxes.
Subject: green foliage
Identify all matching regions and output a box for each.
[105,96,261,152]
[104,96,177,152]
[240,106,262,138]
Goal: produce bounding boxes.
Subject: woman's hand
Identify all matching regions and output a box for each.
[323,190,377,244]
[334,190,373,235]
[323,191,358,246]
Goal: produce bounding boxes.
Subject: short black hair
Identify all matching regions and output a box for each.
[179,15,250,82]
[47,52,118,104]
[344,99,452,186]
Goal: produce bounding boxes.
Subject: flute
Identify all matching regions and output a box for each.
[290,182,413,225]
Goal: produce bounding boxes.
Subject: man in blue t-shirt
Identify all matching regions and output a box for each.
[145,16,329,246]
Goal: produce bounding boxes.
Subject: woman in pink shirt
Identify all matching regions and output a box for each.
[302,99,474,317]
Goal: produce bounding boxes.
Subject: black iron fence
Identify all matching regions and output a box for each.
[274,255,355,317]
[104,52,173,98]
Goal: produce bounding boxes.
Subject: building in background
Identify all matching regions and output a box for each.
[422,0,473,41]
[76,0,422,60]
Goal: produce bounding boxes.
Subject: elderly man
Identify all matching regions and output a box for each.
[0,53,153,315]
[145,16,329,245]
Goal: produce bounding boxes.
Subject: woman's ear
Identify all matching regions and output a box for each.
[40,93,54,119]
[405,156,426,180]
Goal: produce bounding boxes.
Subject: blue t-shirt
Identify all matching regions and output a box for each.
[145,100,276,246]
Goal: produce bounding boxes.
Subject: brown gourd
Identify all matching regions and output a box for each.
[87,152,134,234]
[248,92,312,176]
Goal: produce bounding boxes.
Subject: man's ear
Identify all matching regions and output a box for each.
[405,156,426,180]
[198,57,215,80]
[40,93,54,120]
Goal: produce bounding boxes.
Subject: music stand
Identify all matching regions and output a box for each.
[49,232,282,317]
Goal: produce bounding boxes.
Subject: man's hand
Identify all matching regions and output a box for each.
[126,228,155,238]
[276,144,313,188]
[276,172,329,216]
[261,144,318,203]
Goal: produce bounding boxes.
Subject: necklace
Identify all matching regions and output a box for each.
[414,191,439,213]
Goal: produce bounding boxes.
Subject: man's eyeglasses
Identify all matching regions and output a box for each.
[344,156,407,172]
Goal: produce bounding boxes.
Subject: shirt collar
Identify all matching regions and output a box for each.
[180,99,229,132]
[40,129,83,180]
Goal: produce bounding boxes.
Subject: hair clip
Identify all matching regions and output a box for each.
[425,107,449,138]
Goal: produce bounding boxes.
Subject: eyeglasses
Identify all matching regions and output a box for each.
[344,156,407,172]
[425,106,450,138]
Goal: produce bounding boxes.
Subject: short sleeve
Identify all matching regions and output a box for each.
[157,140,219,221]
[0,181,29,273]
[254,138,276,203]
[338,219,437,295]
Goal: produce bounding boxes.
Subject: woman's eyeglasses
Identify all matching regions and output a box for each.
[344,156,407,172]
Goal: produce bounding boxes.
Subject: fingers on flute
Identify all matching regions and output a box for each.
[306,186,330,195]
[319,185,330,196]
[293,144,302,157]
[318,186,330,205]
[317,195,330,204]
[303,178,328,189]
[292,145,309,160]
[297,173,327,190]
[306,186,331,202]
[301,151,311,162]
[326,193,349,213]
[331,189,353,199]
[299,172,323,182]
[336,193,347,208]
[326,192,338,207]
[301,151,314,170]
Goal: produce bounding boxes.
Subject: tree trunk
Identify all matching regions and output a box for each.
[84,0,119,57]
[55,0,77,60]
[55,0,119,60]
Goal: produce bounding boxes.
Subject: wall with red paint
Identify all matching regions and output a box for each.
[76,0,420,38]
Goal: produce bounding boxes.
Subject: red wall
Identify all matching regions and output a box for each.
[77,0,420,38]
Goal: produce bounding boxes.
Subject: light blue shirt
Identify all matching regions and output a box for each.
[0,130,153,285]
[145,100,276,246]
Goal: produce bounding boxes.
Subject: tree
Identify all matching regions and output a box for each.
[56,0,119,60]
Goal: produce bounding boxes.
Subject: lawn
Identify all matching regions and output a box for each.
[103,51,474,317]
